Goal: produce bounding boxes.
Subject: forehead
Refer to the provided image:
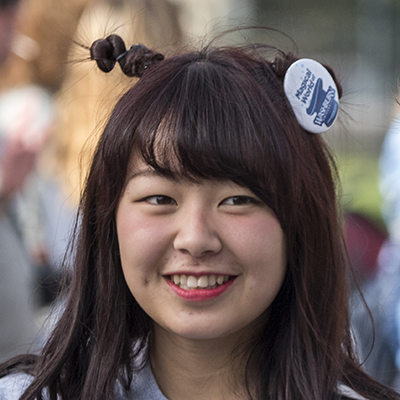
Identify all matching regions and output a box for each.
[126,155,224,187]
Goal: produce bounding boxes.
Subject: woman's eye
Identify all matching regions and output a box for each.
[222,196,256,206]
[145,196,176,205]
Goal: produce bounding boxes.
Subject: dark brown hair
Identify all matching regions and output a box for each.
[1,33,398,400]
[0,0,19,8]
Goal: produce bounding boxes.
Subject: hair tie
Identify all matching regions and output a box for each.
[115,51,128,63]
[283,59,339,134]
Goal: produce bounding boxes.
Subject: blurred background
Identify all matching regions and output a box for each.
[250,0,400,230]
[0,0,399,388]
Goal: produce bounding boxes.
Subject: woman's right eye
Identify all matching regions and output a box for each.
[143,195,177,205]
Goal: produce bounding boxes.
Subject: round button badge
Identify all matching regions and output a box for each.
[283,58,339,134]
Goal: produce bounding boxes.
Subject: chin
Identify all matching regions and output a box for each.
[163,320,251,341]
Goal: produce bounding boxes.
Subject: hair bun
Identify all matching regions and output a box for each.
[90,35,164,78]
[118,44,165,78]
[90,35,127,73]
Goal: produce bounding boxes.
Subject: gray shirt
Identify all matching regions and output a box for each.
[0,362,167,400]
[0,362,367,400]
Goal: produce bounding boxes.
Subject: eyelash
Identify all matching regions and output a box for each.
[142,195,258,206]
[144,196,177,205]
[221,196,258,206]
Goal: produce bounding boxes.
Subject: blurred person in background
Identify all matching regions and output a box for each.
[0,0,41,361]
[0,0,93,359]
[372,110,400,388]
[350,108,400,388]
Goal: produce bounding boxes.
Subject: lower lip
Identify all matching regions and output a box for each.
[166,278,235,301]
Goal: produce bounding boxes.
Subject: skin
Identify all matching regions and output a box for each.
[116,157,287,399]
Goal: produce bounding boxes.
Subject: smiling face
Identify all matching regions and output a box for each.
[116,158,287,341]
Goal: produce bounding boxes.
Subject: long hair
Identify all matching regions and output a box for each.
[1,37,398,400]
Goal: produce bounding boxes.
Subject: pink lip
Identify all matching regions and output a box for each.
[166,278,235,302]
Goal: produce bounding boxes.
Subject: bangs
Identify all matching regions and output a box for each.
[127,49,293,211]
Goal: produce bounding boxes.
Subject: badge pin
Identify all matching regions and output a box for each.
[283,58,339,134]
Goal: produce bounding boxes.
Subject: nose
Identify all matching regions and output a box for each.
[173,207,222,257]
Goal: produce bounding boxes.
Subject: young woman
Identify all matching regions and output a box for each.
[0,32,398,400]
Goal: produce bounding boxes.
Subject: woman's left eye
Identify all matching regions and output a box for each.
[221,196,257,206]
[144,195,177,205]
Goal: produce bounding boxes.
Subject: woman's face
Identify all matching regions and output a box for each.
[116,158,287,341]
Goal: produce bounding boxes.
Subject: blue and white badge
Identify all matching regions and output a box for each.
[283,58,339,134]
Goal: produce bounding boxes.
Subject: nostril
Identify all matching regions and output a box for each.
[173,229,222,257]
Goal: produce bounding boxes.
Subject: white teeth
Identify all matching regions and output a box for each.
[197,276,208,288]
[180,274,187,286]
[208,275,216,286]
[187,276,198,288]
[170,274,231,289]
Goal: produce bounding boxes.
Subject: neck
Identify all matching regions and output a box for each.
[150,324,253,400]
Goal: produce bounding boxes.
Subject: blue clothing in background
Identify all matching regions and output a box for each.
[380,118,400,371]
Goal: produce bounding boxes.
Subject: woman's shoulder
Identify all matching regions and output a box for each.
[338,384,368,400]
[0,363,165,400]
[0,372,34,399]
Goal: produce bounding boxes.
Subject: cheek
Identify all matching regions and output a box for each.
[230,215,286,301]
[229,215,286,267]
[115,201,178,310]
[116,209,170,277]
[116,215,159,301]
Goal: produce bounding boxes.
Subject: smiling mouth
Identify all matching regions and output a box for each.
[167,274,234,290]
